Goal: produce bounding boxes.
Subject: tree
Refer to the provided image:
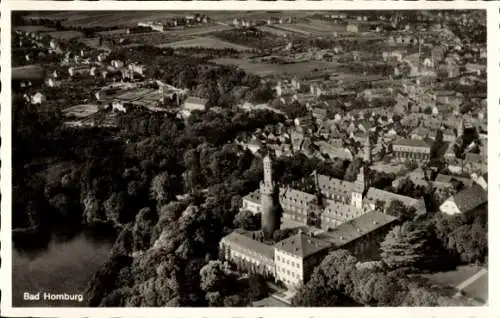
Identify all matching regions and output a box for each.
[350,269,401,306]
[380,222,432,272]
[247,274,269,301]
[103,191,127,226]
[132,207,157,252]
[150,172,173,203]
[233,209,260,231]
[386,200,417,221]
[344,158,363,182]
[292,249,358,306]
[199,260,231,294]
[223,294,246,307]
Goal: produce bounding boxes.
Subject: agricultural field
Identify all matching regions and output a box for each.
[115,88,159,101]
[79,38,113,52]
[25,12,181,28]
[168,24,234,37]
[96,29,130,37]
[46,30,85,40]
[269,20,346,36]
[14,25,56,33]
[255,25,289,37]
[211,28,288,50]
[62,104,99,118]
[12,65,46,81]
[212,57,339,77]
[293,19,346,35]
[159,37,254,52]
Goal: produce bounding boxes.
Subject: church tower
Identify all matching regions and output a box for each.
[260,155,278,238]
[364,136,372,164]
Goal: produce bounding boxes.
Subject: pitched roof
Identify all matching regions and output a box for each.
[434,174,473,187]
[393,138,431,148]
[274,232,332,258]
[466,152,485,163]
[450,183,487,214]
[317,211,398,247]
[184,96,208,105]
[243,190,261,204]
[220,231,275,260]
[316,173,364,196]
[365,187,422,209]
[279,187,316,206]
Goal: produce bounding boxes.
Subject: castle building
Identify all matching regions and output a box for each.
[220,156,418,290]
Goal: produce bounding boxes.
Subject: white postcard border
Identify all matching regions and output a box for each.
[1,1,498,317]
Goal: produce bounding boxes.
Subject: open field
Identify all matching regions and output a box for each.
[256,25,290,37]
[168,24,234,37]
[15,25,56,33]
[25,12,181,28]
[462,271,488,303]
[293,19,346,35]
[47,30,85,40]
[421,265,488,302]
[96,28,130,37]
[115,88,158,101]
[212,57,339,77]
[12,65,46,81]
[23,11,320,29]
[422,265,484,288]
[96,25,233,47]
[270,24,312,36]
[79,38,113,52]
[160,37,253,51]
[62,104,99,118]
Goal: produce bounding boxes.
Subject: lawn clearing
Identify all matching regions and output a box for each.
[256,25,289,37]
[62,104,99,118]
[115,88,157,101]
[159,37,253,52]
[47,30,85,40]
[462,270,488,303]
[421,265,484,289]
[15,25,56,33]
[212,57,338,77]
[12,65,46,81]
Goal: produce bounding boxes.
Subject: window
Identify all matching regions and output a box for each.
[287,270,290,275]
[277,256,280,261]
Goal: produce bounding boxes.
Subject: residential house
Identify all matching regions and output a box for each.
[183,96,207,111]
[439,183,487,215]
[30,92,46,105]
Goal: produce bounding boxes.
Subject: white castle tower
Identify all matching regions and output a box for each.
[260,155,278,238]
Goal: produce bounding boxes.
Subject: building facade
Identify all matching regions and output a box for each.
[392,139,431,162]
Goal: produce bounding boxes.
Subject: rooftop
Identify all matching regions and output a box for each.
[221,230,274,260]
[365,187,422,209]
[275,232,332,258]
[393,138,431,148]
[184,96,208,105]
[434,174,473,187]
[317,210,398,247]
[243,190,261,204]
[449,183,487,214]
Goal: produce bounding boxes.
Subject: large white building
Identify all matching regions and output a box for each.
[220,156,405,289]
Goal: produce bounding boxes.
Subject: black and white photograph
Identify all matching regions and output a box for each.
[7,7,490,311]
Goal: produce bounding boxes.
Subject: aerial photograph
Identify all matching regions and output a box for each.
[11,10,487,307]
